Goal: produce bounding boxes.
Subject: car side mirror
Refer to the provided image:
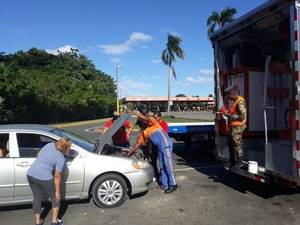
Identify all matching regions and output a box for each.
[66,149,78,158]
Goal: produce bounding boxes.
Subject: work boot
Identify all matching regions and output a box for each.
[233,157,243,168]
[165,184,177,194]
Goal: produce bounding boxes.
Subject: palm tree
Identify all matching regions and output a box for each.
[161,33,185,114]
[207,7,237,37]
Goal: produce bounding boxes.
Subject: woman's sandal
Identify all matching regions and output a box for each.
[36,219,44,225]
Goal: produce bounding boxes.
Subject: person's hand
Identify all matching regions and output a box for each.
[126,148,135,156]
[55,191,61,203]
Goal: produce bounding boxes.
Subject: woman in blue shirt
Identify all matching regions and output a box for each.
[27,137,71,225]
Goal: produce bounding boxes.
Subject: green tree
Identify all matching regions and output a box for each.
[0,48,116,123]
[207,7,237,37]
[161,33,185,114]
[176,94,186,97]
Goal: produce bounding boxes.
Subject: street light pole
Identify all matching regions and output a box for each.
[116,64,122,114]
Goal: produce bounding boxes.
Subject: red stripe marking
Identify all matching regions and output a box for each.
[296,121,300,130]
[293,100,300,109]
[295,71,299,81]
[296,161,300,169]
[295,51,298,61]
[296,141,300,150]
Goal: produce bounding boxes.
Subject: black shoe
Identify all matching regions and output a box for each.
[233,160,243,168]
[165,184,177,194]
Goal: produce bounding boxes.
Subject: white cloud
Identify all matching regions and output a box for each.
[99,43,132,55]
[98,32,153,55]
[46,45,77,55]
[199,69,214,75]
[186,76,213,84]
[150,59,161,64]
[119,77,152,97]
[13,27,24,33]
[128,32,153,43]
[179,68,214,86]
[110,57,123,65]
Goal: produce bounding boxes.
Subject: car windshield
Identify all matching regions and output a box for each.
[50,128,95,152]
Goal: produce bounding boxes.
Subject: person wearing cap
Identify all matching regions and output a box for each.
[221,84,247,168]
[102,112,133,147]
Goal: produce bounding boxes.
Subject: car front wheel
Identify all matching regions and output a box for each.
[92,173,127,208]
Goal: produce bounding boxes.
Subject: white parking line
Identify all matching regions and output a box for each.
[174,165,222,172]
[85,126,102,133]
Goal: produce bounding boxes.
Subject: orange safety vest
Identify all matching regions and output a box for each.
[229,96,246,127]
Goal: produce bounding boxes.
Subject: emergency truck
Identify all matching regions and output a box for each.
[210,0,300,186]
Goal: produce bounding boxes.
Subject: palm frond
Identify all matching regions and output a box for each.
[161,49,169,65]
[220,7,237,27]
[167,33,185,61]
[172,66,177,80]
[167,47,176,65]
[207,23,217,37]
[207,11,220,26]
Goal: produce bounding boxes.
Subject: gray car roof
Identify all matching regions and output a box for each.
[0,124,55,132]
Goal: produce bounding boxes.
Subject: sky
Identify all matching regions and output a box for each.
[0,0,267,98]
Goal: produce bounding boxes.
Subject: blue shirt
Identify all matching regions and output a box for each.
[27,142,65,180]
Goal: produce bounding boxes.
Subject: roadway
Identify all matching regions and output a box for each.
[1,118,300,225]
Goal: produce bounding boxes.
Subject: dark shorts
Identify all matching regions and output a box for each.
[27,175,60,213]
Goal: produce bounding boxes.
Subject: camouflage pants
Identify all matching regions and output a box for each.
[229,125,246,161]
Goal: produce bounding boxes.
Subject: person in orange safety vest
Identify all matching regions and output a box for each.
[221,84,247,168]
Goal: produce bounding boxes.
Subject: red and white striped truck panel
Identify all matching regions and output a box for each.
[293,3,300,177]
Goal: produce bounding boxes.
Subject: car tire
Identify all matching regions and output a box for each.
[92,173,128,208]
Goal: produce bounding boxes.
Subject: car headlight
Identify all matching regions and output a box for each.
[132,159,150,169]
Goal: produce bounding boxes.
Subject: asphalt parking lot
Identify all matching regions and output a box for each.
[1,123,300,225]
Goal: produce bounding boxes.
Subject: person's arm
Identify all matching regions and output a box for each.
[126,121,134,138]
[102,127,109,134]
[127,132,145,156]
[54,171,62,202]
[0,149,4,157]
[54,155,65,203]
[131,111,151,123]
[228,100,247,121]
[98,120,111,133]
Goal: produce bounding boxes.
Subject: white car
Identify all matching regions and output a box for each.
[0,115,154,208]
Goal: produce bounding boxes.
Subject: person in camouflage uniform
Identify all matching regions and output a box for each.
[223,85,247,167]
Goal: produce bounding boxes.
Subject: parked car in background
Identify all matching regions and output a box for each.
[0,115,154,208]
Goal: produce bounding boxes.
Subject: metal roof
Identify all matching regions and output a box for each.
[209,0,291,42]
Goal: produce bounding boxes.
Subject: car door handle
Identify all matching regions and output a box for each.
[16,161,31,168]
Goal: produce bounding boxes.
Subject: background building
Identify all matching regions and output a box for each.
[121,96,215,112]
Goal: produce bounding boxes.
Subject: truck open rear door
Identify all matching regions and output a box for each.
[212,0,300,186]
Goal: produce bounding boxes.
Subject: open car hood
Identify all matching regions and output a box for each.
[95,114,132,153]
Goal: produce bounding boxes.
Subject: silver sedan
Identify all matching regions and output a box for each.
[0,115,154,208]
